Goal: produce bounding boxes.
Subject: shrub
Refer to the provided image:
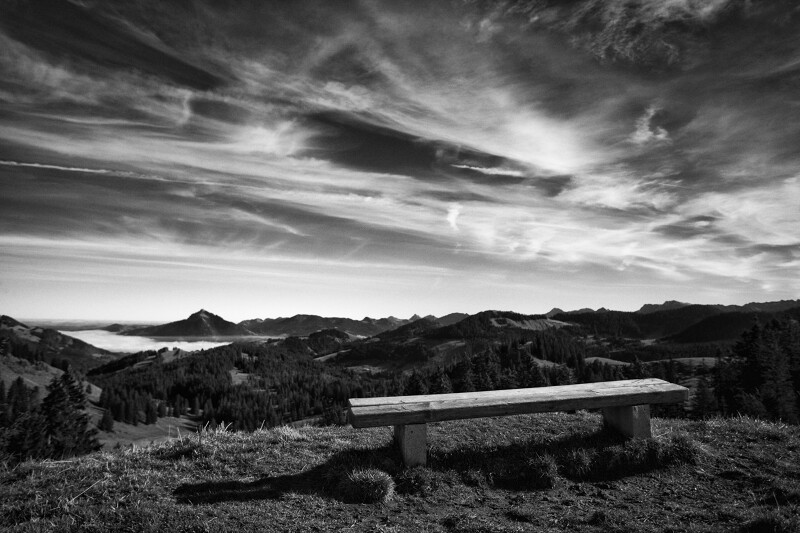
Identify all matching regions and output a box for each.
[338,468,395,503]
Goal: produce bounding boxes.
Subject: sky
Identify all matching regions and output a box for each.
[1,0,798,322]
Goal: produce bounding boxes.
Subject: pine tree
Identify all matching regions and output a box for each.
[628,356,645,379]
[99,408,114,432]
[759,330,798,423]
[41,372,100,459]
[405,372,429,395]
[0,379,7,427]
[528,362,548,388]
[433,372,454,394]
[691,377,717,419]
[7,377,32,424]
[145,402,158,425]
[5,410,48,461]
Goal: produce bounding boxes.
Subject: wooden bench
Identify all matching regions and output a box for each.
[347,378,688,466]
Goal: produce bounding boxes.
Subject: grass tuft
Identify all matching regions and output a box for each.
[337,468,395,504]
[561,448,595,479]
[524,453,560,489]
[658,432,700,465]
[396,466,436,495]
[272,425,310,443]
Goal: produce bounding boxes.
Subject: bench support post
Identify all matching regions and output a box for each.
[602,404,652,438]
[394,423,427,467]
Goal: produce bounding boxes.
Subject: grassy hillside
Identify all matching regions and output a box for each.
[2,413,798,532]
[1,354,103,403]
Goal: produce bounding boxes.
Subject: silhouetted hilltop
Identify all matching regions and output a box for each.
[1,314,109,358]
[552,300,800,341]
[124,310,252,338]
[239,314,417,337]
[636,300,691,314]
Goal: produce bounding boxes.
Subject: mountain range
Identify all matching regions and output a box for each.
[4,299,799,363]
[110,299,800,342]
[550,300,800,341]
[112,310,470,339]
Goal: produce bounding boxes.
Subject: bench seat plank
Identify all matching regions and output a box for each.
[348,379,686,428]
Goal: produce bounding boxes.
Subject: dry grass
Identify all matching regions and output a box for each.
[1,413,798,532]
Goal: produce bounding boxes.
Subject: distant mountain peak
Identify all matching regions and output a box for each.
[125,309,251,338]
[637,301,691,314]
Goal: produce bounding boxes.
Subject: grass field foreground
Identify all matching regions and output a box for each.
[1,412,798,532]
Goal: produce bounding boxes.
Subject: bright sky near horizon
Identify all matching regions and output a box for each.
[1,0,798,322]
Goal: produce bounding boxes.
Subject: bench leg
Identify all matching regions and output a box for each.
[394,424,427,467]
[602,404,652,439]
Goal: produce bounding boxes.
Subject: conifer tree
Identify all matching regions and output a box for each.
[405,372,429,395]
[98,408,114,432]
[0,379,7,427]
[145,402,158,425]
[691,377,717,419]
[528,362,548,388]
[432,372,454,394]
[759,330,798,423]
[41,372,100,459]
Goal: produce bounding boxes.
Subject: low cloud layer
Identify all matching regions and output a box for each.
[1,0,798,320]
[63,330,230,354]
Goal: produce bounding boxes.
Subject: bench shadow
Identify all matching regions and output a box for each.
[174,423,692,504]
[174,444,401,505]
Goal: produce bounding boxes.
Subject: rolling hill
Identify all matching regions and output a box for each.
[0,315,113,373]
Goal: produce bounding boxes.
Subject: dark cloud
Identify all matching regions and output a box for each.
[744,243,800,262]
[653,215,720,239]
[188,98,253,126]
[529,175,574,197]
[305,111,533,187]
[305,111,442,175]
